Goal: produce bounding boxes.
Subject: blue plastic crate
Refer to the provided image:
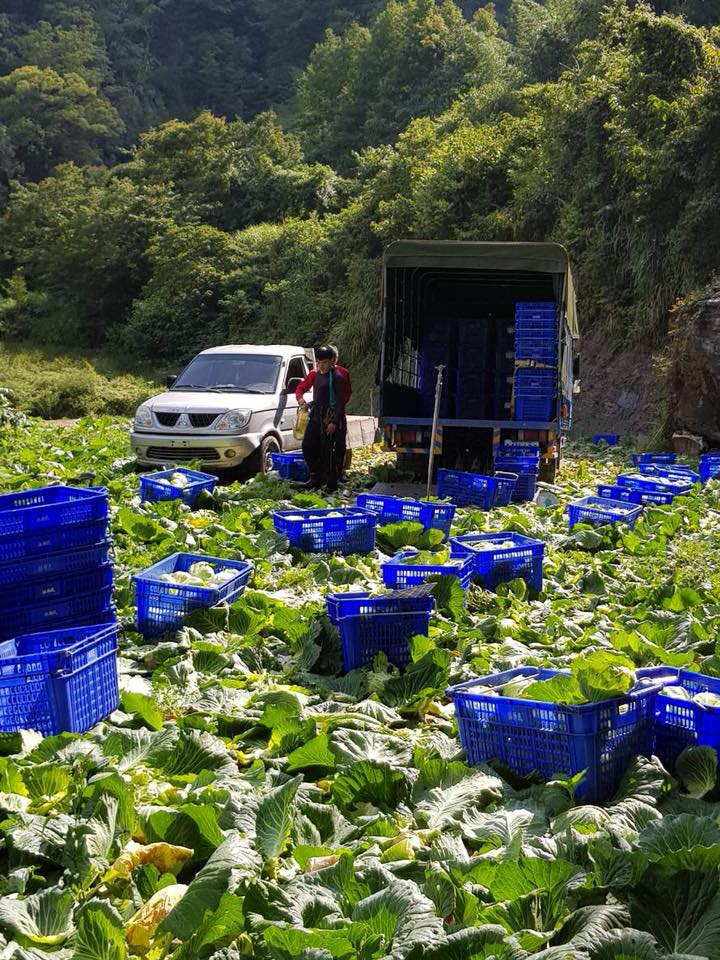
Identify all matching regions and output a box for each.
[0,519,110,564]
[446,666,661,803]
[514,394,556,421]
[436,470,499,509]
[638,667,720,772]
[0,563,113,611]
[496,442,540,458]
[0,588,116,643]
[140,468,216,507]
[616,472,693,496]
[271,452,309,482]
[0,623,119,736]
[515,302,558,319]
[0,486,109,541]
[381,549,474,591]
[514,368,556,390]
[631,453,676,466]
[700,457,720,482]
[355,495,455,537]
[326,590,435,671]
[597,484,674,506]
[638,464,700,484]
[273,508,376,555]
[133,552,253,637]
[593,434,620,446]
[567,496,643,529]
[450,532,544,592]
[0,540,113,589]
[515,341,558,364]
[493,472,518,507]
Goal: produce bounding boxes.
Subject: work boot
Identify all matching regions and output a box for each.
[301,476,321,490]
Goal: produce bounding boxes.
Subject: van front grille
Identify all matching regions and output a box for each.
[147,447,221,463]
[189,413,218,428]
[155,413,180,427]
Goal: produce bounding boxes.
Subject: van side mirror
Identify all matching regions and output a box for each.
[286,377,303,394]
[166,375,177,389]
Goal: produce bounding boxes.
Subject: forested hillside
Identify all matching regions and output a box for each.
[1,0,720,423]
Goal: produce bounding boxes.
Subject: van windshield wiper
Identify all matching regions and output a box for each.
[205,386,269,394]
[171,384,207,391]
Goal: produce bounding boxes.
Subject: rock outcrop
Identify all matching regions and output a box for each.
[669,284,720,446]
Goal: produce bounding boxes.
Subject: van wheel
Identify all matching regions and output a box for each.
[255,435,281,475]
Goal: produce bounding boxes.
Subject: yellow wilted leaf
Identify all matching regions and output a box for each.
[125,884,188,949]
[106,841,193,881]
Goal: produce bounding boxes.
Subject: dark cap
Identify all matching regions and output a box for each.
[315,346,334,360]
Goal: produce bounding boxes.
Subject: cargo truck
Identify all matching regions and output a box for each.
[378,240,579,481]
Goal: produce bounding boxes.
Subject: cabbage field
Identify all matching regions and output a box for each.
[2,409,720,960]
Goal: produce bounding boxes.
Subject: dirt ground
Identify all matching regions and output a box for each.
[571,327,669,442]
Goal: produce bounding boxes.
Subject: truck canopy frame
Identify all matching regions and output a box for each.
[382,241,578,339]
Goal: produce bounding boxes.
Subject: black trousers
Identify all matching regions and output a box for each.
[303,416,347,491]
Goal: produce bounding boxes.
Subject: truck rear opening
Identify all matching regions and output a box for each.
[379,241,579,479]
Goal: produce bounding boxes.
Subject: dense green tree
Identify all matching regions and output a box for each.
[1,163,173,345]
[294,0,510,166]
[0,66,123,181]
[120,111,344,230]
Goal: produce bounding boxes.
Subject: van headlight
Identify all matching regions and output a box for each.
[134,405,152,428]
[216,409,252,432]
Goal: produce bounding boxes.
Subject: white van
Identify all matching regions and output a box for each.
[130,344,314,473]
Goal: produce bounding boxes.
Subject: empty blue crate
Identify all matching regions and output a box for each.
[140,468,216,507]
[515,339,557,364]
[0,589,116,643]
[0,563,113,611]
[567,496,643,529]
[271,452,309,482]
[638,464,700,484]
[355,494,455,537]
[0,520,110,564]
[515,301,558,320]
[493,472,518,507]
[593,434,620,446]
[700,454,720,482]
[327,589,435,671]
[0,485,108,543]
[450,532,544,592]
[381,549,474,591]
[0,539,113,589]
[617,472,693,496]
[631,453,676,466]
[514,369,556,421]
[273,508,376,555]
[446,666,661,803]
[0,622,119,736]
[597,484,674,506]
[436,470,499,509]
[637,667,720,772]
[133,552,253,636]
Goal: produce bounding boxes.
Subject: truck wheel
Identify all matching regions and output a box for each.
[539,458,559,483]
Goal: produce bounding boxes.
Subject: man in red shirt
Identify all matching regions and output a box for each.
[294,347,352,405]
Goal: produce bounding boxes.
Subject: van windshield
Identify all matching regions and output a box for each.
[172,354,282,394]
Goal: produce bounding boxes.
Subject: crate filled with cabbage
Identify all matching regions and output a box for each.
[381,547,474,591]
[446,653,663,802]
[449,531,544,592]
[139,468,216,507]
[133,552,253,636]
[637,666,720,773]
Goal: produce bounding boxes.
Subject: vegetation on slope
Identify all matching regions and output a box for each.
[1,0,720,383]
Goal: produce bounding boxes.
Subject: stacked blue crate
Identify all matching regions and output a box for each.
[514,302,558,422]
[456,318,491,419]
[0,485,115,642]
[494,442,540,502]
